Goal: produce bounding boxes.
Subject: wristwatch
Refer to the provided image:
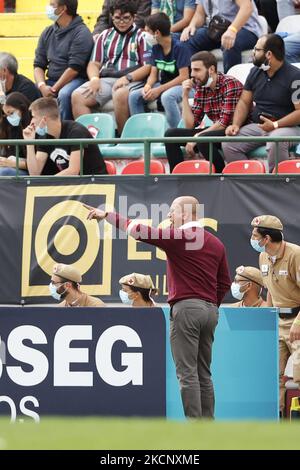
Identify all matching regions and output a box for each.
[273,121,279,129]
[126,73,133,83]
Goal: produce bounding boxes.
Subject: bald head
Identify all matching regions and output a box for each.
[169,196,201,228]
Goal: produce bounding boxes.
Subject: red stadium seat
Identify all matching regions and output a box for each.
[121,160,165,175]
[272,160,300,174]
[172,160,215,174]
[222,160,266,174]
[105,160,117,175]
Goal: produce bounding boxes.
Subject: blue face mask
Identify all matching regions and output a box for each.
[46,5,61,21]
[231,282,245,301]
[36,125,48,137]
[250,237,266,253]
[49,282,65,301]
[119,289,134,305]
[6,111,21,127]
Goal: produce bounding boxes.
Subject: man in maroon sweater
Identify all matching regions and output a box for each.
[84,196,231,418]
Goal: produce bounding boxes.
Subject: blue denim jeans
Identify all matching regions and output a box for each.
[284,32,300,63]
[129,83,183,128]
[0,167,28,176]
[276,0,296,19]
[187,26,258,73]
[47,77,86,120]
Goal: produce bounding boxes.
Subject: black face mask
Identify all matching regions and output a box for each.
[113,23,134,35]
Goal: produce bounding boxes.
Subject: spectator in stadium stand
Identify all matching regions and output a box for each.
[119,273,158,307]
[83,196,231,418]
[151,0,196,36]
[0,92,31,176]
[180,0,262,73]
[223,34,300,173]
[165,51,244,173]
[71,0,151,135]
[249,214,300,416]
[228,265,267,307]
[0,52,41,104]
[22,97,108,176]
[129,13,191,128]
[93,0,151,37]
[34,0,94,120]
[50,263,106,307]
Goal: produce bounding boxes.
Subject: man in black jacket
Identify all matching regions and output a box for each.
[34,0,94,120]
[0,52,40,104]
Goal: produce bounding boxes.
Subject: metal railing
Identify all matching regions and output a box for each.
[0,135,300,178]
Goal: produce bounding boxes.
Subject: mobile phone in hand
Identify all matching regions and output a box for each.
[260,112,276,122]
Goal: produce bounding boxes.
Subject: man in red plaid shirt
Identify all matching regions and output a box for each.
[165,51,244,173]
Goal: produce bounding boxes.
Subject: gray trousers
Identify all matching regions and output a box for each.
[170,299,219,418]
[222,124,300,173]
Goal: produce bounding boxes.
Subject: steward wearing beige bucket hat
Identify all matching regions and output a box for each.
[228,265,267,307]
[250,214,300,414]
[50,263,106,307]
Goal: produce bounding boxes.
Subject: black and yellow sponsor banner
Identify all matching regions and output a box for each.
[0,176,299,304]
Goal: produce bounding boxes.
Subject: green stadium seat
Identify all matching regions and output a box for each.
[101,113,167,159]
[76,113,115,150]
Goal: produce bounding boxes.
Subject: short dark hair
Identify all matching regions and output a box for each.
[57,0,78,16]
[263,33,285,61]
[145,12,171,36]
[110,0,138,16]
[191,51,217,71]
[256,227,283,242]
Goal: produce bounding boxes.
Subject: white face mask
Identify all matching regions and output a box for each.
[143,31,158,47]
[119,289,134,305]
[250,237,266,253]
[260,60,271,71]
[6,111,21,127]
[46,5,62,22]
[203,76,213,88]
[49,282,66,301]
[231,282,245,301]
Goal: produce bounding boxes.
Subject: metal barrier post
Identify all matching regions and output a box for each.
[80,143,83,177]
[15,143,20,179]
[144,141,151,176]
[208,141,213,174]
[275,142,279,175]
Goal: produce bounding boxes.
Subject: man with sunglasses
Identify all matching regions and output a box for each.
[50,263,106,307]
[72,0,151,134]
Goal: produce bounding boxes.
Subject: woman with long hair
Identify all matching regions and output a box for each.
[0,91,31,175]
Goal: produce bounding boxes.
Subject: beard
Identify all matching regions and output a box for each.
[196,70,210,87]
[253,55,266,67]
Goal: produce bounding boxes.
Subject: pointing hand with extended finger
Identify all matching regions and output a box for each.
[82,203,107,221]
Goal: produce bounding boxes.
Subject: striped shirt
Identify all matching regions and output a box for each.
[91,24,151,71]
[192,72,244,128]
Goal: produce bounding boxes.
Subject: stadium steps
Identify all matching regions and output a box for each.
[0,1,102,80]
